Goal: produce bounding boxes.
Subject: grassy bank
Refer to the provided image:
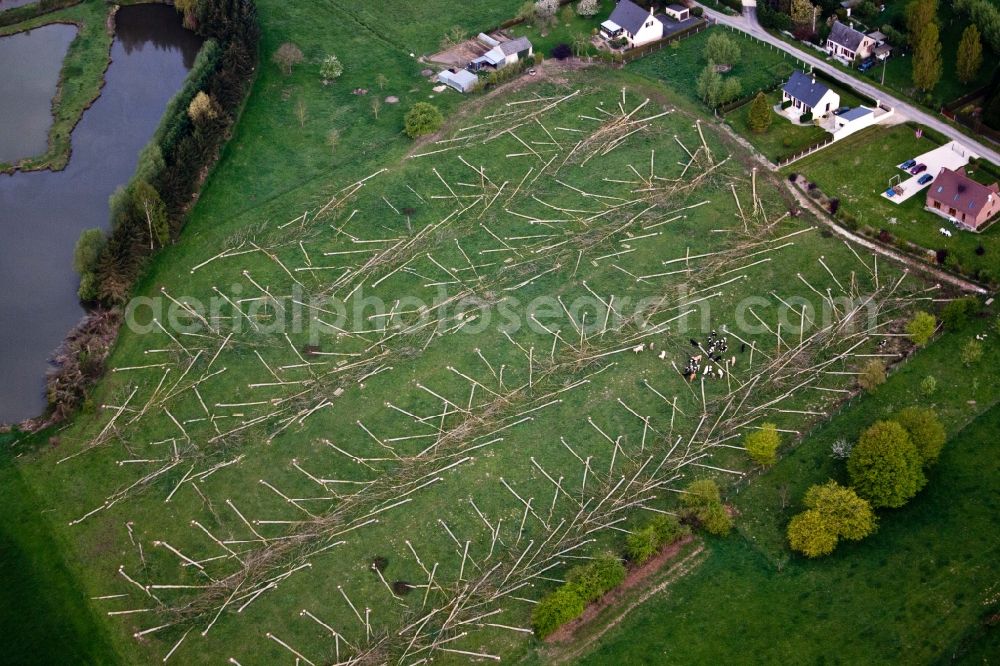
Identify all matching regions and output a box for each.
[0,433,119,664]
[0,0,113,172]
[570,311,1000,664]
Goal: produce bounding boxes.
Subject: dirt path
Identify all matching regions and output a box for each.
[540,539,708,665]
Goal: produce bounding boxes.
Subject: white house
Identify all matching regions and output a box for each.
[781,70,841,117]
[825,20,876,62]
[470,36,533,71]
[600,0,663,48]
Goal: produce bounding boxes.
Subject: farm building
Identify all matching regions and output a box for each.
[825,20,877,62]
[469,36,533,71]
[781,71,841,117]
[600,0,664,48]
[925,167,1000,230]
[438,68,478,93]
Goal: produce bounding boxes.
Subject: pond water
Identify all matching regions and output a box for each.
[0,23,77,164]
[0,0,40,10]
[0,4,203,423]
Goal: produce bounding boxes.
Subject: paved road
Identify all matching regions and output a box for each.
[695,2,1000,165]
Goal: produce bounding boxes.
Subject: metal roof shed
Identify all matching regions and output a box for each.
[438,69,478,93]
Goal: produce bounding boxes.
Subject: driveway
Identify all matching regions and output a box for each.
[695,1,1000,166]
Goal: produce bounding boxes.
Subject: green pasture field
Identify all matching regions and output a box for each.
[8,56,921,664]
[570,308,1000,664]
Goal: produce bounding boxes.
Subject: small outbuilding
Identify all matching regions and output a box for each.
[470,36,533,71]
[438,68,478,93]
[664,3,690,20]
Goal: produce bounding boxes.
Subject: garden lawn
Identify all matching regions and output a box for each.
[724,89,827,162]
[571,311,1000,664]
[506,0,615,57]
[787,123,1000,284]
[630,25,802,106]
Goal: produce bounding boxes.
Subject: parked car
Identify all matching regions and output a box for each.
[917,173,933,185]
[900,159,917,170]
[909,163,927,175]
[833,106,851,115]
[858,58,876,72]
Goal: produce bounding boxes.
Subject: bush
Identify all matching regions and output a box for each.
[920,375,937,396]
[787,509,838,557]
[799,111,813,122]
[404,102,444,138]
[961,339,983,366]
[848,420,926,508]
[650,514,687,545]
[895,407,946,465]
[942,296,980,329]
[551,43,573,59]
[532,586,586,637]
[681,479,732,535]
[905,311,937,346]
[319,54,344,82]
[625,526,659,564]
[781,99,793,110]
[858,359,886,391]
[566,554,626,602]
[745,422,781,466]
[691,5,704,16]
[73,228,106,302]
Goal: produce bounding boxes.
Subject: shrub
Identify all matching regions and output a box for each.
[532,586,586,637]
[625,526,659,564]
[895,407,946,465]
[802,481,876,541]
[787,509,838,557]
[781,99,793,110]
[73,228,106,301]
[799,111,813,122]
[319,54,344,82]
[961,339,983,366]
[858,359,886,391]
[828,197,840,214]
[551,43,573,60]
[404,102,444,138]
[920,375,937,395]
[745,422,781,466]
[681,479,732,535]
[566,554,626,602]
[650,514,687,545]
[905,311,937,346]
[691,5,704,16]
[942,296,980,329]
[848,420,926,508]
[700,502,733,535]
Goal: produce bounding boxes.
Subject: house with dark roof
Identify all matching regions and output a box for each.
[781,70,841,117]
[926,167,1000,230]
[825,20,876,62]
[600,0,663,47]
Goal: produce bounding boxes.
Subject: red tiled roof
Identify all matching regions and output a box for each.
[926,167,1000,220]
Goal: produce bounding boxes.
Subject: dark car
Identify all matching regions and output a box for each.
[900,159,917,170]
[858,58,876,72]
[910,163,927,175]
[918,173,934,185]
[833,106,851,115]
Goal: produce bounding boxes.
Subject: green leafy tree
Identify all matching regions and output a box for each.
[721,77,742,105]
[905,311,937,346]
[319,54,344,82]
[131,180,170,249]
[953,0,1000,53]
[961,339,983,366]
[532,587,585,637]
[790,0,817,28]
[73,228,106,301]
[787,509,838,557]
[912,21,943,92]
[858,359,887,391]
[747,92,772,133]
[906,0,938,46]
[404,102,444,138]
[848,421,926,508]
[803,481,876,541]
[956,25,983,84]
[895,407,946,465]
[745,422,781,466]
[696,64,723,107]
[705,33,741,67]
